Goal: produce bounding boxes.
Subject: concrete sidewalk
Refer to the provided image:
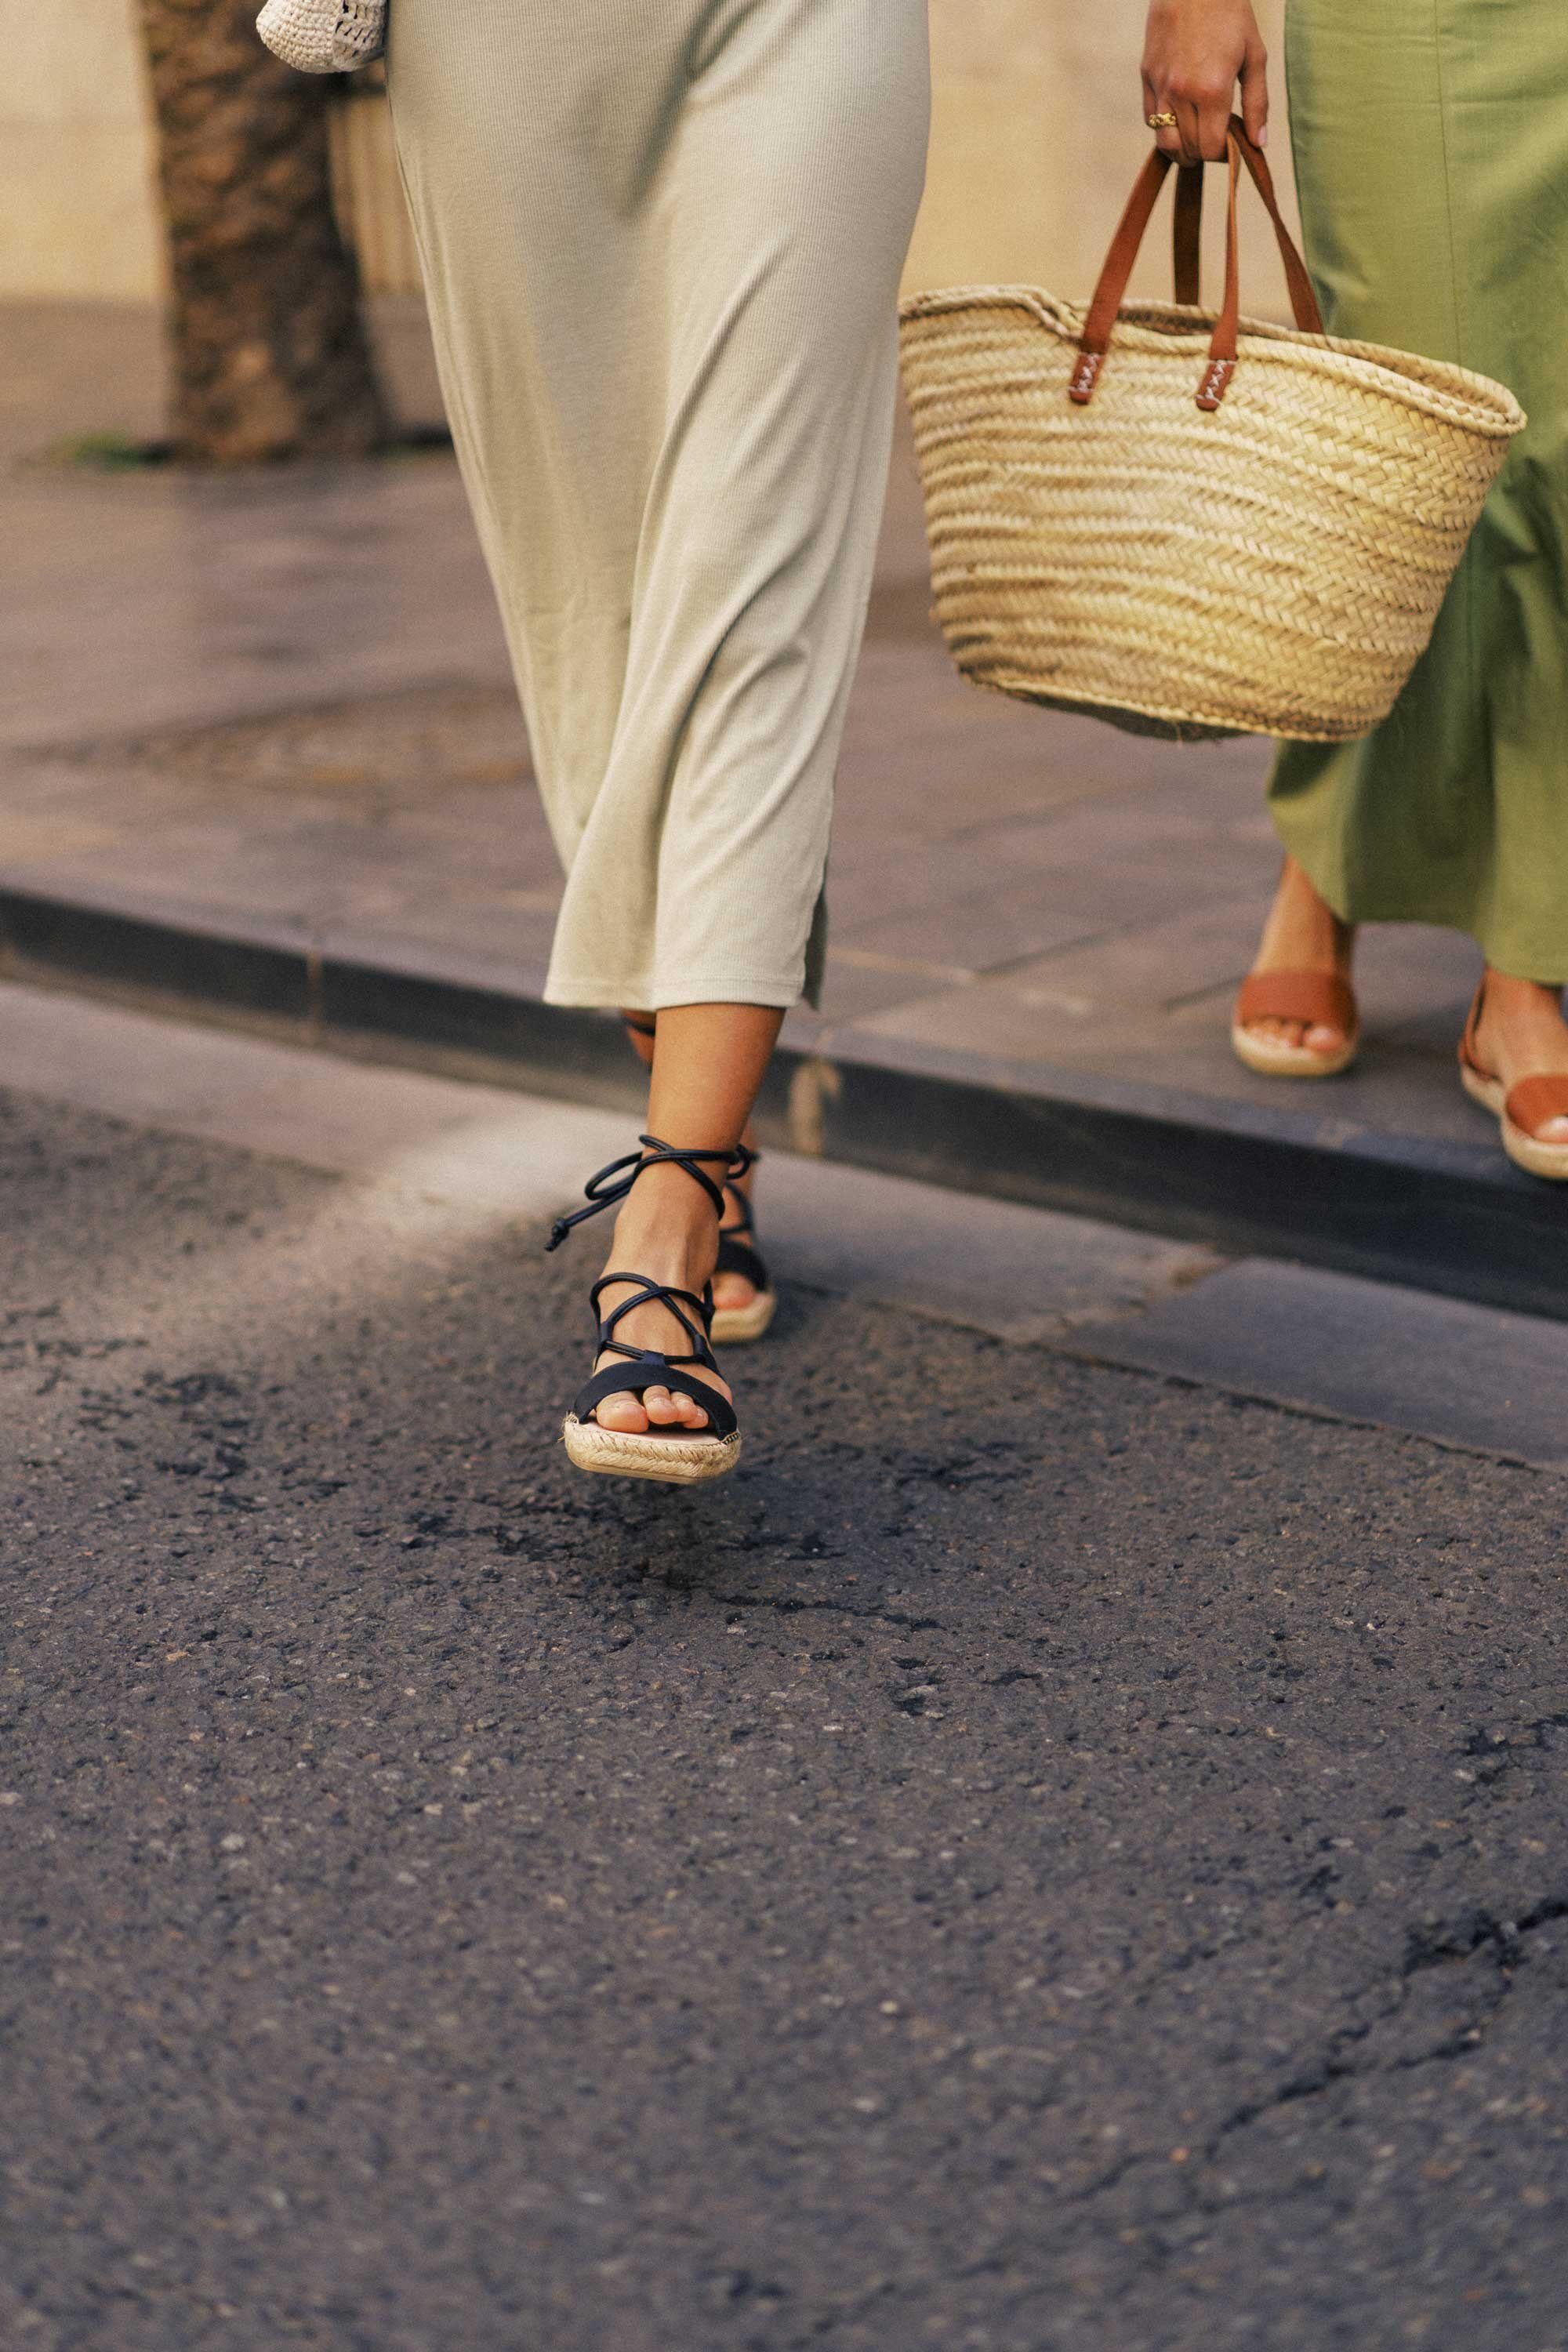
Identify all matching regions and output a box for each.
[4,300,1560,1316]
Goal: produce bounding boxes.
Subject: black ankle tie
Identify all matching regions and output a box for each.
[546,1134,754,1253]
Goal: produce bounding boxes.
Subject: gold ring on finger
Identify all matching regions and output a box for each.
[1146,111,1179,129]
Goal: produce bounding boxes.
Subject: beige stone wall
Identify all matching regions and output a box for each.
[0,0,165,298]
[0,0,1296,310]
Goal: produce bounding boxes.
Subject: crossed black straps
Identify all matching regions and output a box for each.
[546,1134,754,1253]
[568,1273,739,1441]
[550,1135,753,1439]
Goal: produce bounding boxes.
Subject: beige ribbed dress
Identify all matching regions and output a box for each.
[386,0,930,1010]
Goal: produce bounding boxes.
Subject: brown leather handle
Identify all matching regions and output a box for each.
[1071,118,1323,410]
[1173,162,1203,307]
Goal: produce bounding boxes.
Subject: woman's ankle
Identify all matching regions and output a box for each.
[1482,967,1564,1009]
[1475,970,1568,1065]
[608,1189,717,1285]
[1254,858,1353,971]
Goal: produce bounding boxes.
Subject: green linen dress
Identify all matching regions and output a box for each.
[1269,0,1568,983]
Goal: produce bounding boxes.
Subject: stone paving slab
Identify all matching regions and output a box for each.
[1076,1256,1568,1473]
[2,300,1557,1311]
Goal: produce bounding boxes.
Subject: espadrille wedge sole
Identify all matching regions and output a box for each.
[562,1417,742,1484]
[711,1290,777,1345]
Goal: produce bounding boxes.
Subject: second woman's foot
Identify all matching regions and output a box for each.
[1232,855,1359,1076]
[1462,971,1568,1167]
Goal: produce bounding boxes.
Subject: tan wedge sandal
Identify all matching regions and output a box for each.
[546,1134,748,1484]
[1231,969,1360,1080]
[1458,983,1568,1181]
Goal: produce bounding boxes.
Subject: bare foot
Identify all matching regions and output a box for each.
[1243,856,1356,1057]
[1469,971,1568,1146]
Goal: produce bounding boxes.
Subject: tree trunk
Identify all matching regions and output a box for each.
[137,0,390,464]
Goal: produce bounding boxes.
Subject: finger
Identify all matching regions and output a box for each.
[1240,36,1269,147]
[1143,72,1184,156]
[1174,93,1206,168]
[1196,77,1235,162]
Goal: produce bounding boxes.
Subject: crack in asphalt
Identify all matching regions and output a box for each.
[1069,1892,1568,2218]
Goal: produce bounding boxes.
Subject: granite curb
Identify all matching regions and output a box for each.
[5,875,1563,1326]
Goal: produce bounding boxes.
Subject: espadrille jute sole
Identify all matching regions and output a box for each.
[561,1417,742,1485]
[710,1290,778,1345]
[1460,1064,1568,1182]
[1230,1021,1359,1080]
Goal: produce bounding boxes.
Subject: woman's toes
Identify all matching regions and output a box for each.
[590,1386,715,1435]
[711,1272,756,1312]
[641,1386,711,1430]
[1538,1115,1568,1146]
[595,1392,650,1434]
[1304,1022,1345,1053]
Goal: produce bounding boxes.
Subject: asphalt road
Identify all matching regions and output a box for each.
[4,1047,1568,2351]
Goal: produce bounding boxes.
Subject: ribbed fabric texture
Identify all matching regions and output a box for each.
[1269,0,1568,982]
[386,0,930,1009]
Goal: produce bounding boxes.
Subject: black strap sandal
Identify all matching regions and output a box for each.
[547,1134,750,1484]
[711,1167,778,1345]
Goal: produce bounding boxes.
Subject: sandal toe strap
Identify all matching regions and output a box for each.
[1235,970,1357,1035]
[572,1358,738,1440]
[716,1232,771,1295]
[1505,1076,1568,1141]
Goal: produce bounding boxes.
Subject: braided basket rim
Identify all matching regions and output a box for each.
[899,285,1526,441]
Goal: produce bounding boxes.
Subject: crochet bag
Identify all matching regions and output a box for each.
[257,0,384,73]
[898,122,1526,742]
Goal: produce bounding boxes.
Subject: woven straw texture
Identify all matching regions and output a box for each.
[561,1419,742,1486]
[898,289,1526,742]
[256,0,384,74]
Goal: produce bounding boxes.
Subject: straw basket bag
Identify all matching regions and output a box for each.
[898,122,1526,742]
